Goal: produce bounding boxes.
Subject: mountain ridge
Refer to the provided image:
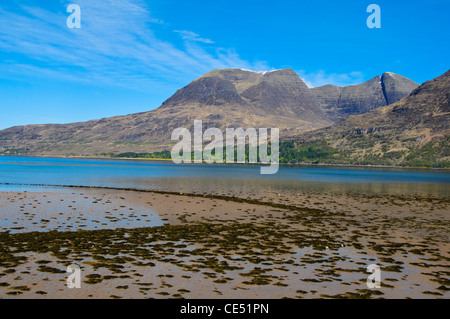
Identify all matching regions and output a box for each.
[312,72,419,121]
[0,68,421,157]
[282,69,450,167]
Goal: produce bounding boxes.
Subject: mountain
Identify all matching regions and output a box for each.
[159,68,331,129]
[0,68,331,156]
[0,68,419,157]
[381,72,420,105]
[283,70,450,167]
[311,72,419,121]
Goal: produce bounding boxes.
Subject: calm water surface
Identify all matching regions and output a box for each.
[0,156,448,196]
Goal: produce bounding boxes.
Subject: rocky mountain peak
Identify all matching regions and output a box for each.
[161,75,248,107]
[312,72,419,121]
[381,72,420,105]
[162,68,327,124]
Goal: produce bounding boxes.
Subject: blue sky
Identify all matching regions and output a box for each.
[0,0,449,130]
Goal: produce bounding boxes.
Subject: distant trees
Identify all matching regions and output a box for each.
[108,136,449,168]
[113,151,171,159]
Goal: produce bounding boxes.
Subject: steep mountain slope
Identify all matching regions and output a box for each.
[381,72,420,105]
[162,68,327,122]
[285,70,449,167]
[312,72,419,121]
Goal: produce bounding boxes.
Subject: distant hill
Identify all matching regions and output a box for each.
[283,70,450,167]
[0,68,419,157]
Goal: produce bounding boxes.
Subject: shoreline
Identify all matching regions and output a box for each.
[1,182,448,203]
[0,185,448,299]
[1,154,449,171]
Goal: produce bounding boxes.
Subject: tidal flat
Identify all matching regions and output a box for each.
[0,186,448,299]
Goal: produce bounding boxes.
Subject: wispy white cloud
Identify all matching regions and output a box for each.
[0,1,367,93]
[297,69,365,88]
[0,0,268,90]
[174,30,214,44]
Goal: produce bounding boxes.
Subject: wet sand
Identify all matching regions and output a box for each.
[0,186,448,299]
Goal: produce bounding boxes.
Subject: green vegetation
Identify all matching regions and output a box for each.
[279,141,338,164]
[106,137,449,168]
[0,148,29,155]
[110,151,171,159]
[401,136,450,168]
